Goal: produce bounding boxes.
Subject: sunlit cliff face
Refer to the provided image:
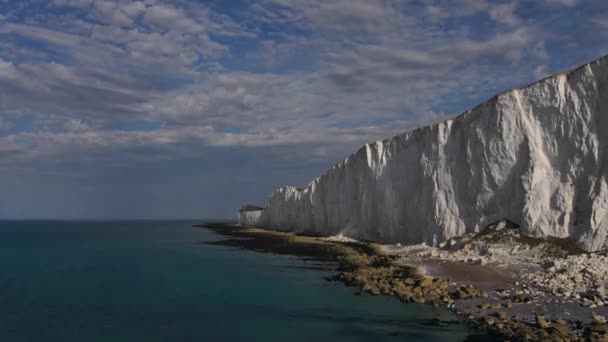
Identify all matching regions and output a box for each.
[259,57,608,252]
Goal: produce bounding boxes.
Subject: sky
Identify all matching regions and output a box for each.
[0,0,606,219]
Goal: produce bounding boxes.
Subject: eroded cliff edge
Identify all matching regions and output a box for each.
[257,55,608,252]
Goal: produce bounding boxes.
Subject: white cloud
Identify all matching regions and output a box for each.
[53,0,93,8]
[593,17,608,30]
[541,0,577,7]
[1,23,126,65]
[0,0,606,219]
[65,119,93,132]
[93,0,133,26]
[533,65,549,79]
[489,2,521,26]
[142,4,203,33]
[457,28,532,62]
[0,1,558,149]
[419,0,523,26]
[426,5,446,21]
[120,1,146,18]
[0,57,17,75]
[0,0,605,173]
[142,4,180,27]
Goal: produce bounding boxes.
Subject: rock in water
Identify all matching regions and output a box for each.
[255,55,608,252]
[594,315,608,325]
[535,314,550,329]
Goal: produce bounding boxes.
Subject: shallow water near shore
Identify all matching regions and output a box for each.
[0,220,479,341]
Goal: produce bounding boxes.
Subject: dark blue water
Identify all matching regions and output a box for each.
[0,221,475,341]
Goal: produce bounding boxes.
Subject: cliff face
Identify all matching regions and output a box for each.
[238,211,261,226]
[257,56,608,252]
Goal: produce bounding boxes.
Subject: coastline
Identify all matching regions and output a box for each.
[198,222,608,341]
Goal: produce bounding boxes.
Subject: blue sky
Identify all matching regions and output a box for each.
[0,0,606,219]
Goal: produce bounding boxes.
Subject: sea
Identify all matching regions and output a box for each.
[0,220,479,341]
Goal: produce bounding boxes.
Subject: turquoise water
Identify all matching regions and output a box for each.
[0,221,477,341]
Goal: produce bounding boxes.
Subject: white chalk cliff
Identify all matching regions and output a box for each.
[256,56,608,252]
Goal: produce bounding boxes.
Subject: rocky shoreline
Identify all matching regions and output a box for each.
[198,222,608,341]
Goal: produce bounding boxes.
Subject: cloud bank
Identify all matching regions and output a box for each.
[0,0,606,218]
